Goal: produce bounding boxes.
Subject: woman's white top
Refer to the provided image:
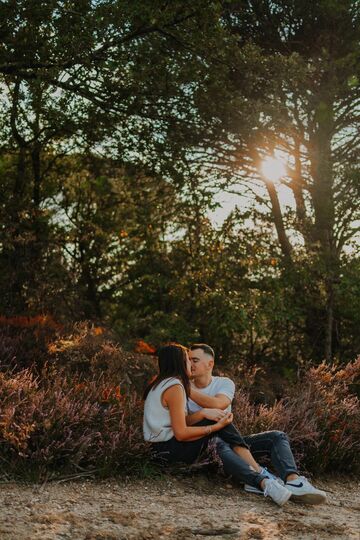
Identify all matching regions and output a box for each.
[143,377,187,442]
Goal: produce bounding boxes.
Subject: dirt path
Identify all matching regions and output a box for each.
[0,476,359,539]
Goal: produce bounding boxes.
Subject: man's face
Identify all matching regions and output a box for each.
[189,348,214,378]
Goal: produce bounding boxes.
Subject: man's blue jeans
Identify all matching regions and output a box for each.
[216,430,299,488]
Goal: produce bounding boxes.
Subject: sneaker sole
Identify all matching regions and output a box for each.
[290,492,327,505]
[244,485,263,495]
[245,485,292,506]
[276,490,292,506]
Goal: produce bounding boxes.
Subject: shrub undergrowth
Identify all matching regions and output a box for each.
[232,358,360,474]
[0,320,359,480]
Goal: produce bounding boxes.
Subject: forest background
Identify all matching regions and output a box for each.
[0,0,359,479]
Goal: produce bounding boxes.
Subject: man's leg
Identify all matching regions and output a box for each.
[244,431,327,505]
[195,419,249,449]
[243,430,299,482]
[215,437,293,506]
[215,437,267,489]
[194,419,262,472]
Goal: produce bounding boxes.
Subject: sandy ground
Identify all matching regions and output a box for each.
[0,475,359,540]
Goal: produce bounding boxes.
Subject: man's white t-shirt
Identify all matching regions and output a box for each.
[187,376,235,414]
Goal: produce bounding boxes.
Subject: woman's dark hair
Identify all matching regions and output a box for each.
[143,343,190,400]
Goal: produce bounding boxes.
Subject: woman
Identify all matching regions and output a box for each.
[143,343,292,506]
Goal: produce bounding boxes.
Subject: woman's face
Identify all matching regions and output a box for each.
[185,352,192,377]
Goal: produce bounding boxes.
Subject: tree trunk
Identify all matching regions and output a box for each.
[309,96,337,361]
[265,179,293,261]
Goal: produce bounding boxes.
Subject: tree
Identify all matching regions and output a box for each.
[0,0,231,312]
[190,0,360,361]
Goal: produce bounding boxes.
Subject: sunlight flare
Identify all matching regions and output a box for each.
[261,156,287,182]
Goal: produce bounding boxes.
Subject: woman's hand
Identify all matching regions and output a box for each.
[216,412,233,428]
[202,408,227,422]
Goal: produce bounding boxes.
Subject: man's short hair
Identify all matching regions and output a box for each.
[190,343,215,359]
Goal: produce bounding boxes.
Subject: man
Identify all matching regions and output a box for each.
[187,343,327,505]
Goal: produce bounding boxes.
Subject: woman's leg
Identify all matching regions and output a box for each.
[151,435,210,465]
[233,446,262,472]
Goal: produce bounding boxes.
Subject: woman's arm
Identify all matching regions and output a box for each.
[185,410,205,426]
[164,385,232,441]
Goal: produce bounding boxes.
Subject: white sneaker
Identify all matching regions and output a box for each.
[244,468,283,495]
[263,478,292,506]
[260,467,285,485]
[285,476,327,505]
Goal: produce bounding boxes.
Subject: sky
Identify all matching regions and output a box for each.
[209,155,297,225]
[208,158,359,253]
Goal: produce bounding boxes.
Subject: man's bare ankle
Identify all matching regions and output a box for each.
[286,473,300,482]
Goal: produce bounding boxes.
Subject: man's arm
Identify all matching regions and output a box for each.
[189,387,231,410]
[186,408,227,426]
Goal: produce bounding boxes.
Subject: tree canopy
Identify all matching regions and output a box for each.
[0,0,359,367]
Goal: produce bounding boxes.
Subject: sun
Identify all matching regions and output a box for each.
[261,156,287,182]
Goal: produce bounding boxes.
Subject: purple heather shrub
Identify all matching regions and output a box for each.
[232,357,360,473]
[0,319,359,479]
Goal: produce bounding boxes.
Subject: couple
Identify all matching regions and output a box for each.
[143,343,327,507]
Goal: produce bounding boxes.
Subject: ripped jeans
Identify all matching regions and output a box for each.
[216,430,299,489]
[152,422,298,490]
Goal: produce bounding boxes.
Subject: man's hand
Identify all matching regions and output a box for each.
[202,408,227,422]
[216,412,233,428]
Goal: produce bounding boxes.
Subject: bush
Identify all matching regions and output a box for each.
[0,319,157,390]
[46,322,157,393]
[0,315,61,371]
[232,358,360,474]
[0,366,145,480]
[0,320,359,480]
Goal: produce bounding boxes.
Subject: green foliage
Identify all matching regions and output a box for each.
[0,0,359,366]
